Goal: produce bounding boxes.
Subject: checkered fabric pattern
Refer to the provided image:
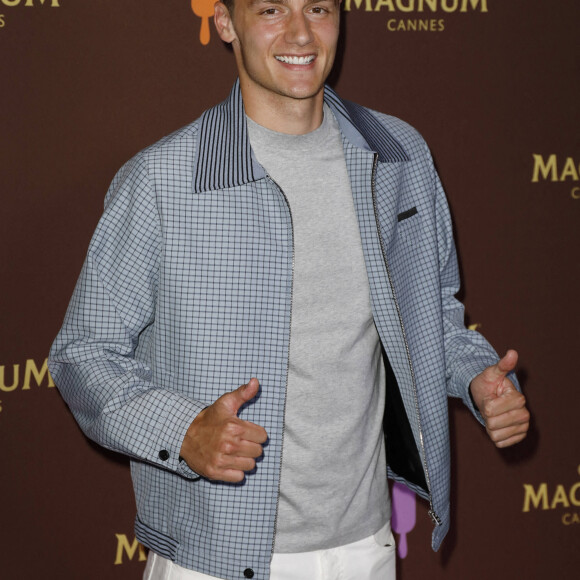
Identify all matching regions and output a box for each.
[49,81,514,579]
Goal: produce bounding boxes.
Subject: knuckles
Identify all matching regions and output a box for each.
[483,401,495,418]
[483,393,529,419]
[204,464,220,480]
[223,419,245,437]
[220,440,236,455]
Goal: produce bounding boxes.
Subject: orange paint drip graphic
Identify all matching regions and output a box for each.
[191,0,215,45]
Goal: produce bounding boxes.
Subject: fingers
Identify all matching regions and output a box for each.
[485,406,530,432]
[482,383,526,417]
[492,431,528,449]
[486,422,529,448]
[199,419,264,482]
[485,404,530,448]
[242,421,269,444]
[236,439,266,459]
[212,427,265,481]
[218,418,267,452]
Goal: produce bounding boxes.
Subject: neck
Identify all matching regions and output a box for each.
[240,81,325,135]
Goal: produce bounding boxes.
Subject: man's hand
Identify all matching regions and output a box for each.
[180,378,268,482]
[469,350,530,448]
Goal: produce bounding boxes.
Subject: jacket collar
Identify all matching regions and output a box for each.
[193,79,409,194]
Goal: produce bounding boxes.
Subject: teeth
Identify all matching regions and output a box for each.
[275,55,315,65]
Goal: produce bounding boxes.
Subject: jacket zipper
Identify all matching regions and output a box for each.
[266,175,295,556]
[369,153,441,527]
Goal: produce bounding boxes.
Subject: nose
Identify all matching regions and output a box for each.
[285,10,314,46]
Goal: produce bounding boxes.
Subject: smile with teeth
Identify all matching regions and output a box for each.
[275,55,316,65]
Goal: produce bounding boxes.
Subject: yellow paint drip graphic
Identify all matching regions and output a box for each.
[191,0,215,45]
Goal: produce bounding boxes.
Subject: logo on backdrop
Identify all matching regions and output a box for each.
[115,534,147,565]
[189,0,489,45]
[0,0,60,29]
[190,0,215,45]
[531,154,580,200]
[391,481,416,558]
[343,0,488,33]
[0,358,55,413]
[522,465,580,526]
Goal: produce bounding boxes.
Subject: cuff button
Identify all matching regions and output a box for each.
[159,450,170,461]
[243,569,254,579]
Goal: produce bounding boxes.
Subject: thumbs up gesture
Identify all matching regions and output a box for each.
[469,350,530,448]
[180,378,268,482]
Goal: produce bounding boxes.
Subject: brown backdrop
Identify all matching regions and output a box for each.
[1,1,578,578]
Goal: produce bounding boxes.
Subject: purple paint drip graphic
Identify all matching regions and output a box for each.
[391,482,416,558]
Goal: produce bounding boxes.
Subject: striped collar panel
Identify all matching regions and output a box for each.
[193,80,409,194]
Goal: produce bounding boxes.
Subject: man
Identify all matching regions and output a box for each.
[49,0,530,579]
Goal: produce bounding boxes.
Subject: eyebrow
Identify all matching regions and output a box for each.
[248,0,337,6]
[248,0,286,6]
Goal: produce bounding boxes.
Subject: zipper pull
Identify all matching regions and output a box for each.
[428,509,442,526]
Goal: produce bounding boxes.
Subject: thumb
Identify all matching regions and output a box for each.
[491,349,518,378]
[222,378,260,415]
[490,350,518,396]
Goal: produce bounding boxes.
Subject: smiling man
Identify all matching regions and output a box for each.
[49,1,529,579]
[215,0,340,133]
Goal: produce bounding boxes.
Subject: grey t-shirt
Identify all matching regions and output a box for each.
[247,106,389,553]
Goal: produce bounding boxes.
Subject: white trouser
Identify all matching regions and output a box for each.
[143,522,396,580]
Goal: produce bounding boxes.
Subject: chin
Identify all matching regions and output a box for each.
[280,82,326,101]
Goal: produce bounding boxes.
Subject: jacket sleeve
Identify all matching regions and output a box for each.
[431,152,520,423]
[48,153,204,478]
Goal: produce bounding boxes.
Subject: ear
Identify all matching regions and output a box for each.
[214,2,237,43]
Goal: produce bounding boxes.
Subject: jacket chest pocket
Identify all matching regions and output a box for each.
[395,207,422,247]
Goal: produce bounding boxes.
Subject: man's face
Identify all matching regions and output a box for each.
[215,0,341,106]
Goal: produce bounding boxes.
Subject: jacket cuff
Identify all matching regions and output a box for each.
[155,395,206,479]
[453,355,497,424]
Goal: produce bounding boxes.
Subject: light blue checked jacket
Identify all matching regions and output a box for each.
[49,81,510,580]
